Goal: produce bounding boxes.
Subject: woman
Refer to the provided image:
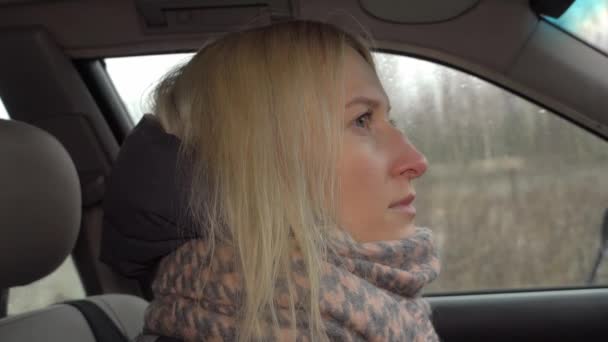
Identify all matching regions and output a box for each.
[103,20,439,341]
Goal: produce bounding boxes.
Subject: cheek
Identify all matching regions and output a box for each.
[336,141,388,228]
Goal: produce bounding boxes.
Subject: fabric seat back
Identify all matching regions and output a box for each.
[0,119,147,341]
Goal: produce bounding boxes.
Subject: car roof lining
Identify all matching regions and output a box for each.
[0,0,533,61]
[0,0,606,139]
[359,0,481,24]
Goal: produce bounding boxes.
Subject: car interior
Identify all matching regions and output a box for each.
[0,0,607,341]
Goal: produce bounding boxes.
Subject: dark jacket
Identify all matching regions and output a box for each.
[100,114,197,299]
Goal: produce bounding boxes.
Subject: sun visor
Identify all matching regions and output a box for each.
[359,0,480,24]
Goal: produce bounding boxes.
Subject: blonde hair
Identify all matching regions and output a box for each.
[152,20,374,341]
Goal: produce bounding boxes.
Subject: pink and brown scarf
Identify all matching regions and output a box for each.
[144,227,440,341]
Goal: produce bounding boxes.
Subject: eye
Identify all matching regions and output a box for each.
[354,111,373,129]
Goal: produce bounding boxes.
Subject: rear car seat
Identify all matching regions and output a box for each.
[0,119,148,341]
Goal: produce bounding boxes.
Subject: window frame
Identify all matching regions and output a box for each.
[97,47,608,296]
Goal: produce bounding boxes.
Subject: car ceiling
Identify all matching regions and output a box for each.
[0,0,530,65]
[0,0,606,139]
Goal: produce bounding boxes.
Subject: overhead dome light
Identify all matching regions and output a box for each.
[359,0,481,24]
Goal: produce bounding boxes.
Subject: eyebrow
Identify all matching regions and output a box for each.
[346,96,392,112]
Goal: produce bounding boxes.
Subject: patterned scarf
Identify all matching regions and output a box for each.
[144,227,440,341]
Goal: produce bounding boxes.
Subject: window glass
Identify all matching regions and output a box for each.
[0,96,9,119]
[374,52,608,293]
[8,256,85,315]
[546,0,608,54]
[106,52,608,293]
[105,53,193,122]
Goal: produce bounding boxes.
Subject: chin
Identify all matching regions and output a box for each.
[390,222,416,239]
[373,224,416,241]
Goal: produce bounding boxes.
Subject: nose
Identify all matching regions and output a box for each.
[390,132,428,180]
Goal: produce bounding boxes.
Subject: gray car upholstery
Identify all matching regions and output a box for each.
[0,294,147,341]
[0,119,81,288]
[0,119,148,341]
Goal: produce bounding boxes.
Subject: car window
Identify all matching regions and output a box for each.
[374,52,608,293]
[106,52,608,294]
[105,53,193,123]
[546,0,608,54]
[0,96,9,119]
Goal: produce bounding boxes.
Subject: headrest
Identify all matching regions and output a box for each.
[0,119,81,288]
[101,114,197,282]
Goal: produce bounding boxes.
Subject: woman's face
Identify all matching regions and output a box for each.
[337,48,428,242]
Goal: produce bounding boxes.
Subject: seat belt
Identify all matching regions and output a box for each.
[65,300,130,342]
[0,289,7,318]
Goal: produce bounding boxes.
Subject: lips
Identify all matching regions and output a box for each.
[389,193,416,216]
[389,194,415,208]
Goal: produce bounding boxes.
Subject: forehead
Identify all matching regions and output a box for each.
[343,48,388,104]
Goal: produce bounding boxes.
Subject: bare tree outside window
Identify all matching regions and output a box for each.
[374,53,608,293]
